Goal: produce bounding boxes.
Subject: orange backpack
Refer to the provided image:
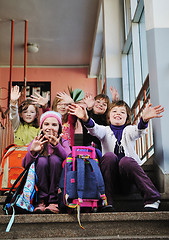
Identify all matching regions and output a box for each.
[0,144,28,192]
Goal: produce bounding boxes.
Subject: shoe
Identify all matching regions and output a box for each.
[45,203,59,214]
[101,205,115,212]
[144,200,160,212]
[34,200,46,214]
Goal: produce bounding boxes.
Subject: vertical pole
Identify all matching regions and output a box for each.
[144,90,149,159]
[24,20,28,100]
[8,19,14,107]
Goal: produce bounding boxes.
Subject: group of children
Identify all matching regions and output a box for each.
[9,85,164,213]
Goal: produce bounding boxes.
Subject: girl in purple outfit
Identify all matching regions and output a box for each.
[22,111,71,214]
[68,100,164,212]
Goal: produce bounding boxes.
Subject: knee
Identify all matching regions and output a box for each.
[119,157,137,171]
[101,152,118,166]
[49,155,62,168]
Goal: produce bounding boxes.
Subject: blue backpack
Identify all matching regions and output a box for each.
[58,146,107,228]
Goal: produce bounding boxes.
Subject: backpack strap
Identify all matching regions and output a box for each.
[4,161,35,232]
[3,161,33,211]
[76,157,85,199]
[87,158,105,195]
[87,158,107,205]
[76,157,107,205]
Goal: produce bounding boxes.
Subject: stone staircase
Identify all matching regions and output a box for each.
[0,193,169,239]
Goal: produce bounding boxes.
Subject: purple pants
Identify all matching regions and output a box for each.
[36,154,62,204]
[100,152,160,206]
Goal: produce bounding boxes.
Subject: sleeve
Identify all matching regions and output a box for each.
[126,124,148,141]
[83,117,95,128]
[50,138,71,161]
[9,103,21,132]
[42,106,50,113]
[68,114,77,127]
[22,150,39,168]
[84,119,107,140]
[138,117,149,129]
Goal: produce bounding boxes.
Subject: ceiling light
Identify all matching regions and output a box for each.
[27,43,39,53]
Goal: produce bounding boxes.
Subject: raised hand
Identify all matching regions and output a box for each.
[30,92,49,107]
[30,134,48,154]
[142,103,164,122]
[56,92,74,104]
[10,85,21,104]
[68,103,89,122]
[110,86,119,102]
[45,132,63,146]
[83,93,95,110]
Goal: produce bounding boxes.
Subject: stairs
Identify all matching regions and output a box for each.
[0,195,169,239]
[0,135,169,239]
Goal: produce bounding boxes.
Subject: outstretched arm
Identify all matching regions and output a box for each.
[142,103,164,122]
[68,103,89,122]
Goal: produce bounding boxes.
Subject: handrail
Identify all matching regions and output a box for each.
[131,75,154,164]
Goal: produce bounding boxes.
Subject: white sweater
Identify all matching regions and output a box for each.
[85,121,147,166]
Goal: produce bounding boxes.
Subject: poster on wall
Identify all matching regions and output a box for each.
[11,81,51,107]
[32,87,41,96]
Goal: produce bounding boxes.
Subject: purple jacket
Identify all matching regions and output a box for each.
[22,138,71,168]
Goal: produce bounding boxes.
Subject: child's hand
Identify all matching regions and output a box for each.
[30,92,49,107]
[83,93,95,110]
[142,103,164,122]
[10,85,21,104]
[68,103,89,122]
[110,86,119,101]
[30,134,48,154]
[45,133,62,146]
[56,92,74,104]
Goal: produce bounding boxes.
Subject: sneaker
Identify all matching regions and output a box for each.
[45,203,59,214]
[34,200,46,214]
[101,205,115,212]
[144,200,160,211]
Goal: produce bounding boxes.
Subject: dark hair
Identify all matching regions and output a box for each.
[94,94,110,106]
[90,93,110,126]
[18,99,39,128]
[108,100,131,126]
[94,94,110,113]
[52,97,68,124]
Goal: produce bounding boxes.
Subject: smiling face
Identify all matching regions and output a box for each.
[93,98,108,115]
[55,100,69,116]
[21,104,37,124]
[109,106,127,126]
[42,117,60,138]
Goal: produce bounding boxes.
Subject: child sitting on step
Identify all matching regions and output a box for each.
[22,111,71,214]
[31,91,79,148]
[68,100,164,212]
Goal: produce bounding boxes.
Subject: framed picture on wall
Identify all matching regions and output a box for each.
[11,81,51,107]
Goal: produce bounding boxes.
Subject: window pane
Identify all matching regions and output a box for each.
[139,10,148,82]
[124,0,132,38]
[127,45,135,106]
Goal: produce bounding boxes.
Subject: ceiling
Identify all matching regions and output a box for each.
[0,0,101,70]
